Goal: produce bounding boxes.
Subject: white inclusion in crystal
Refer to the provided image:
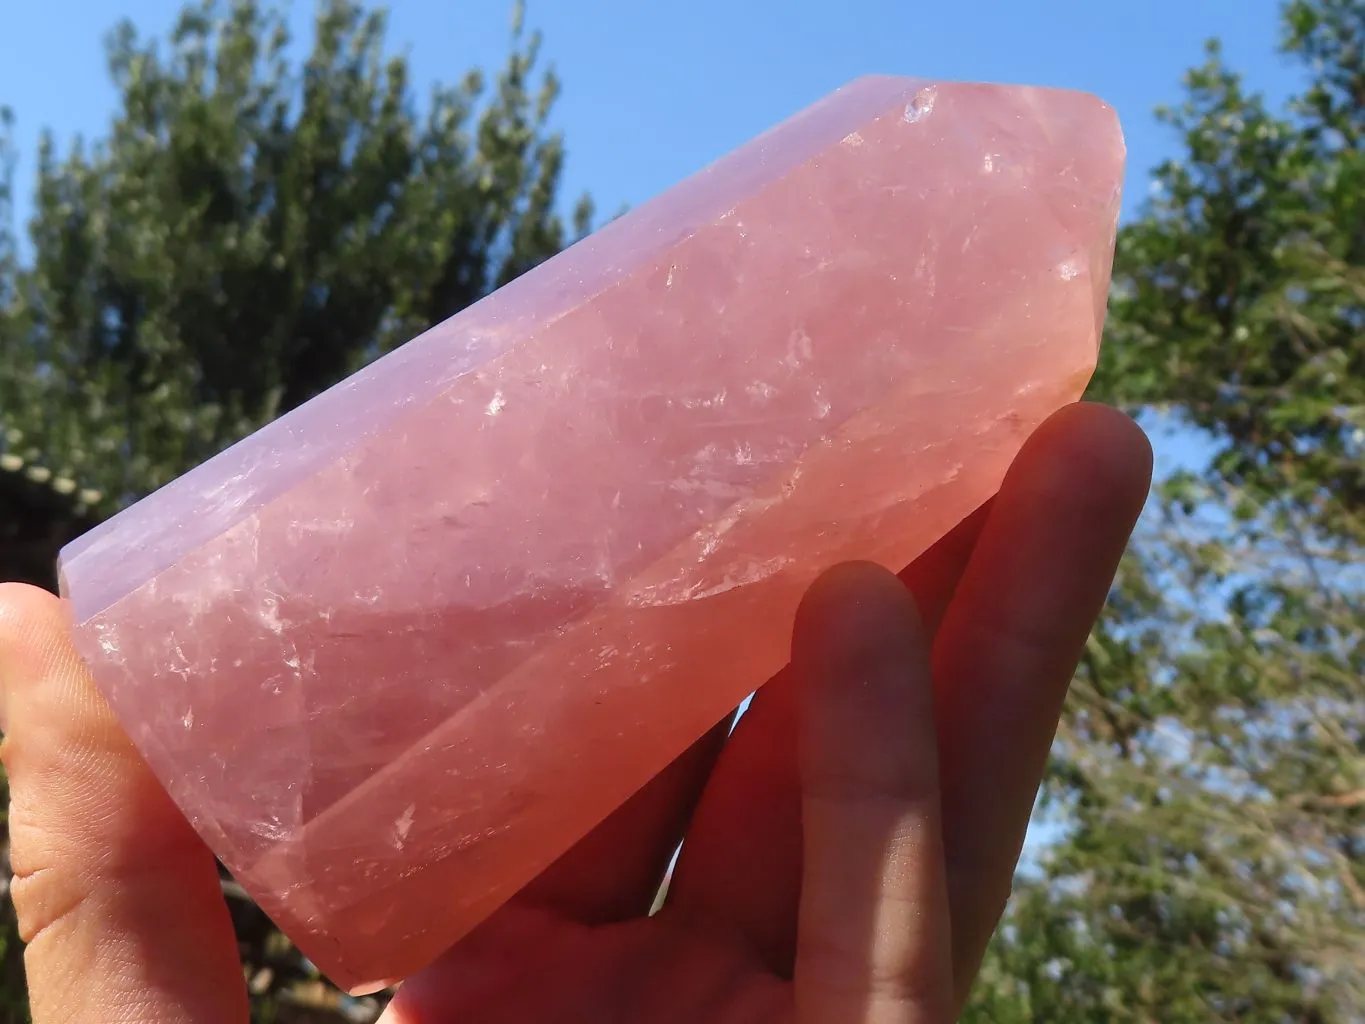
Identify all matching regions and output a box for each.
[250,815,290,841]
[259,596,285,635]
[903,86,937,124]
[785,327,813,368]
[287,515,355,540]
[197,470,255,516]
[1057,257,1081,281]
[392,804,416,848]
[486,390,507,416]
[746,380,777,404]
[665,265,676,287]
[166,639,191,681]
[813,387,832,419]
[982,153,997,173]
[690,555,796,601]
[697,530,722,560]
[842,130,865,147]
[182,709,194,729]
[682,389,727,410]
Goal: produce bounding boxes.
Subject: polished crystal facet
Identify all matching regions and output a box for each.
[57,76,1125,993]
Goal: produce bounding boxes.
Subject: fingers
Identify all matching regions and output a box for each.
[792,562,954,1024]
[516,714,731,924]
[0,583,248,1024]
[931,402,1151,1004]
[657,664,804,969]
[663,509,988,974]
[898,504,992,636]
[668,401,1147,1013]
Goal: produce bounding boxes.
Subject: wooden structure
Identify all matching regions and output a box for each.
[0,453,101,590]
[0,461,384,1019]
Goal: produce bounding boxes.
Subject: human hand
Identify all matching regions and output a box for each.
[1,401,1151,1023]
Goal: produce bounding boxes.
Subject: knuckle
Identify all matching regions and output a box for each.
[6,799,97,947]
[11,862,96,947]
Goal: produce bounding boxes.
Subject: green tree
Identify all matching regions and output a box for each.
[966,1,1365,1019]
[0,109,33,442]
[2,0,590,514]
[0,2,588,1020]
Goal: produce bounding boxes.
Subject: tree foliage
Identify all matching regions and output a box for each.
[967,1,1365,1019]
[4,1,1363,1022]
[1,0,589,512]
[0,2,587,1020]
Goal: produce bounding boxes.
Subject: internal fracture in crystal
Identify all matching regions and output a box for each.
[58,75,1125,993]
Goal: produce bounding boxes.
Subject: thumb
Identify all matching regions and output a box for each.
[0,583,248,1024]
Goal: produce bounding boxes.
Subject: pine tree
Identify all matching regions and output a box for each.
[0,3,589,1019]
[2,0,590,513]
[967,2,1365,1019]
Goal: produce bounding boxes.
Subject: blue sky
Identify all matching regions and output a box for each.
[0,0,1293,873]
[0,1,1299,486]
[0,0,1307,237]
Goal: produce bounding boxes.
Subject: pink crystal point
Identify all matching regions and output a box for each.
[57,76,1124,993]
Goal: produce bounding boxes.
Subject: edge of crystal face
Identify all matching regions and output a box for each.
[53,78,1124,993]
[58,76,1126,627]
[55,75,939,624]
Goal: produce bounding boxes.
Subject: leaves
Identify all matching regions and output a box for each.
[3,1,1361,1021]
[970,2,1365,1019]
[0,2,585,1020]
[1,0,590,512]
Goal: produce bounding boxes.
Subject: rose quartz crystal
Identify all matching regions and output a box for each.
[57,75,1124,992]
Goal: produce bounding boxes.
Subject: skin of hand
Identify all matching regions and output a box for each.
[0,401,1151,1024]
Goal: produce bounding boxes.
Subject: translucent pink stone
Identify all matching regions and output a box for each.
[57,76,1124,992]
